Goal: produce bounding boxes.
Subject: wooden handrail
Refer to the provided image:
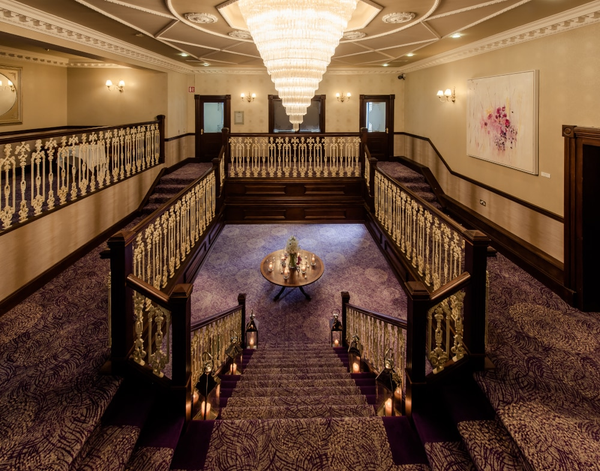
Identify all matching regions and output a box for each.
[430,272,471,303]
[345,303,408,330]
[126,274,170,307]
[190,304,243,332]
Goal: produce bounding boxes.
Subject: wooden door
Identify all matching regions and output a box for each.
[360,95,394,160]
[195,95,230,162]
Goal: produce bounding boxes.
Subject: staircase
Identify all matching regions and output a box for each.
[377,161,443,211]
[170,343,430,470]
[141,163,212,215]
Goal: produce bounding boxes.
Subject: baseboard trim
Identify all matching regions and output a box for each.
[0,211,139,317]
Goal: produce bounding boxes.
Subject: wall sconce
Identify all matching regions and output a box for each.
[106,80,125,92]
[241,92,255,102]
[437,88,455,103]
[336,92,351,102]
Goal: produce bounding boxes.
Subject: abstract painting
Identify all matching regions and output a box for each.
[467,70,538,174]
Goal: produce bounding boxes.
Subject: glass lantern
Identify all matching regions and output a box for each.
[245,310,258,349]
[225,330,243,375]
[348,334,362,373]
[194,352,221,420]
[330,309,342,348]
[375,348,403,416]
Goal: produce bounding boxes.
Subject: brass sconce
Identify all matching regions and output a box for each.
[106,80,125,92]
[336,92,351,102]
[437,88,455,103]
[241,92,256,102]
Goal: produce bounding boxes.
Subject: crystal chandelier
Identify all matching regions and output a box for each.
[238,0,358,129]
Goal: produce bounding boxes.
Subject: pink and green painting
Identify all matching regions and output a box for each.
[467,71,538,174]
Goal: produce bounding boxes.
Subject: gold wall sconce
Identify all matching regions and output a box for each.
[106,80,125,92]
[437,88,455,103]
[241,93,256,102]
[336,92,351,102]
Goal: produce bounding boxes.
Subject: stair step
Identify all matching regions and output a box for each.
[227,372,351,381]
[222,393,369,408]
[457,419,529,471]
[424,441,477,471]
[220,403,376,419]
[228,385,362,398]
[233,378,357,389]
[71,424,140,471]
[173,416,430,470]
[241,366,349,375]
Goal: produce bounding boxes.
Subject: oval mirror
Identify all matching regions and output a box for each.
[0,73,17,116]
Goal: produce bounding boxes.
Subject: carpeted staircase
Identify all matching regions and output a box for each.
[377,161,443,211]
[141,163,212,216]
[171,343,430,470]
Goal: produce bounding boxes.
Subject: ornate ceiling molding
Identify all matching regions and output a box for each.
[401,1,600,73]
[0,0,192,74]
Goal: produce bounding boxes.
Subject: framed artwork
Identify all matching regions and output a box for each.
[0,65,22,125]
[234,110,244,125]
[467,70,538,175]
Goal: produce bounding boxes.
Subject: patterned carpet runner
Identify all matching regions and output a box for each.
[171,343,430,470]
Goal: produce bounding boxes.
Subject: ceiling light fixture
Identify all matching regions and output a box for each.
[237,0,358,130]
[406,53,414,57]
[451,33,462,39]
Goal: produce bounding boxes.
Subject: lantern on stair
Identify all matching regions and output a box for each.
[375,348,403,416]
[331,309,343,347]
[225,330,243,374]
[245,310,258,349]
[195,352,221,420]
[348,334,362,373]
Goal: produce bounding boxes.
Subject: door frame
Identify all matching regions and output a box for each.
[195,95,231,162]
[359,94,395,160]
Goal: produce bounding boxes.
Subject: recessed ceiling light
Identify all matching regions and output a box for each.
[180,53,189,57]
[451,33,462,39]
[406,53,414,57]
[203,62,210,67]
[383,63,389,67]
[135,33,144,37]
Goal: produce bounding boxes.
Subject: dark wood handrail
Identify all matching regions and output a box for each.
[346,303,408,330]
[430,272,471,303]
[190,304,243,332]
[229,131,361,138]
[126,274,170,307]
[0,118,162,145]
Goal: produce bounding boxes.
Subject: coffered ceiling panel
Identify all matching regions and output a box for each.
[357,23,439,50]
[159,22,234,50]
[431,0,513,17]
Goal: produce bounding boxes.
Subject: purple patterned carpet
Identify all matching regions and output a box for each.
[191,224,408,344]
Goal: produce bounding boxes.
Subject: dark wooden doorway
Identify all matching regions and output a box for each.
[195,95,231,162]
[359,94,394,160]
[563,125,600,311]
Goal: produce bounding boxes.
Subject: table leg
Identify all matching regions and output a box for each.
[299,286,311,301]
[273,286,286,301]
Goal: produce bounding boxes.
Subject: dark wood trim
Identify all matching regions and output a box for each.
[441,194,574,303]
[395,132,563,223]
[165,132,195,142]
[0,209,139,317]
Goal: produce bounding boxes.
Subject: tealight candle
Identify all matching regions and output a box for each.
[311,253,316,266]
[201,401,211,417]
[283,267,290,280]
[268,261,273,272]
[333,339,339,347]
[352,361,360,373]
[385,398,393,416]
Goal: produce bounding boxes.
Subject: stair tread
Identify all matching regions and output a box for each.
[223,394,369,408]
[221,403,376,419]
[424,441,477,471]
[230,385,363,397]
[71,424,140,471]
[233,378,357,389]
[457,419,528,471]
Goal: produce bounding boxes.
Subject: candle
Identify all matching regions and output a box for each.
[192,391,199,404]
[334,339,339,347]
[311,253,316,266]
[230,363,237,374]
[201,401,211,417]
[268,261,273,272]
[283,267,290,280]
[352,361,360,373]
[385,398,393,416]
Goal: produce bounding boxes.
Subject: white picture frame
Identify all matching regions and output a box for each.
[467,70,538,175]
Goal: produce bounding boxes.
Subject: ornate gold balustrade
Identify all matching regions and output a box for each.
[0,118,163,233]
[228,134,362,178]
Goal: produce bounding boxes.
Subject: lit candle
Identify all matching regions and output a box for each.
[268,261,273,272]
[201,401,211,417]
[249,338,255,347]
[352,362,360,373]
[284,267,290,279]
[192,391,199,404]
[334,339,339,347]
[385,398,393,416]
[230,363,237,374]
[311,254,316,266]
[394,387,403,401]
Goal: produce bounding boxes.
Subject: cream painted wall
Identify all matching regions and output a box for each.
[404,21,600,217]
[0,58,67,132]
[194,71,404,133]
[67,67,168,127]
[0,166,162,303]
[167,71,194,138]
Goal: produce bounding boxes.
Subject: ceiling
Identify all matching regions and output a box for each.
[0,0,597,72]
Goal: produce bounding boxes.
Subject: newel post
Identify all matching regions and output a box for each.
[405,281,430,418]
[238,293,247,348]
[463,230,490,370]
[341,291,350,347]
[107,230,135,375]
[170,283,194,422]
[222,126,230,170]
[156,114,166,164]
[212,157,221,199]
[360,127,368,178]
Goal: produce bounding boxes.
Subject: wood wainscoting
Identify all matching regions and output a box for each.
[223,178,365,223]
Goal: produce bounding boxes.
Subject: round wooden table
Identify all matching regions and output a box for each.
[260,250,325,301]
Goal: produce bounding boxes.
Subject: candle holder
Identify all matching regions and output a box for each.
[245,311,258,349]
[267,260,273,273]
[311,253,316,267]
[283,266,290,280]
[375,348,403,417]
[330,309,342,347]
